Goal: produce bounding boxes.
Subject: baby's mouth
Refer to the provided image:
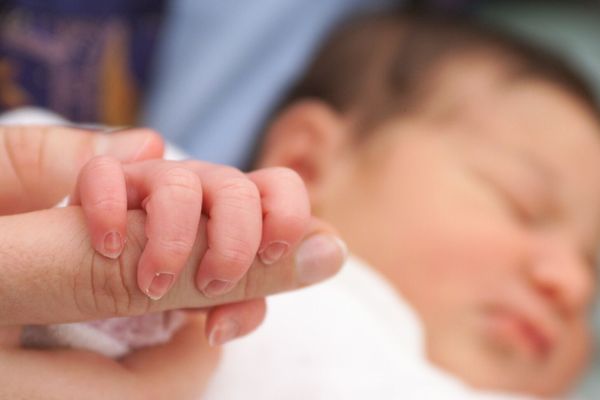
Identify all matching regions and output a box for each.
[483,306,556,361]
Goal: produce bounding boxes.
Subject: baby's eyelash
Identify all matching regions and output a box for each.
[489,180,540,225]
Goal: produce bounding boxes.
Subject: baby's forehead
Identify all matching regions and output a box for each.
[434,71,600,244]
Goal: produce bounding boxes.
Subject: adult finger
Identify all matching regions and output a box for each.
[121,314,220,400]
[0,315,218,400]
[0,208,346,325]
[0,126,163,214]
[205,298,267,346]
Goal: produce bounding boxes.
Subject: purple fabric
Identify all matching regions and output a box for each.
[86,311,186,350]
[0,1,163,122]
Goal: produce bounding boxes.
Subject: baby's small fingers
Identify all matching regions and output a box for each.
[125,162,203,301]
[75,156,127,259]
[183,162,262,298]
[205,298,267,346]
[248,168,311,265]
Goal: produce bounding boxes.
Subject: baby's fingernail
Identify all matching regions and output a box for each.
[145,272,175,301]
[259,241,289,265]
[102,231,124,259]
[208,318,240,347]
[201,279,235,298]
[295,235,347,285]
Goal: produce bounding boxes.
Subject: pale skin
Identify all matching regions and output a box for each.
[259,57,600,397]
[0,126,346,399]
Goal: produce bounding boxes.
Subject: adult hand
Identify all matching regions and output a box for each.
[0,125,219,400]
[0,125,344,340]
[0,125,345,399]
[0,125,164,214]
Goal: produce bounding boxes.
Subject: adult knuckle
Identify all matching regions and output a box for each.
[240,265,265,301]
[3,126,43,176]
[71,249,149,319]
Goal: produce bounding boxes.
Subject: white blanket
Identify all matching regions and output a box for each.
[201,256,527,400]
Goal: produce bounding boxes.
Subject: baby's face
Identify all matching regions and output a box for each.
[314,63,600,396]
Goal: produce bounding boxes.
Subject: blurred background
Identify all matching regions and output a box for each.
[1,0,599,168]
[0,0,599,397]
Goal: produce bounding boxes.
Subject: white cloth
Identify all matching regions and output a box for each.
[202,256,526,400]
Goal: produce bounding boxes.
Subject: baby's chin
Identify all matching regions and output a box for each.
[429,335,584,397]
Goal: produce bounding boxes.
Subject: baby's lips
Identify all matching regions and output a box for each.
[294,234,348,285]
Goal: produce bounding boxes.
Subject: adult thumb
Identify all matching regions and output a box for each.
[0,126,164,214]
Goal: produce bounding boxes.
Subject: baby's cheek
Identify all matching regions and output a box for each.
[563,321,591,375]
[535,321,591,395]
[402,221,520,310]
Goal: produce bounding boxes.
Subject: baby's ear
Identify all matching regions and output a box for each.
[258,100,349,196]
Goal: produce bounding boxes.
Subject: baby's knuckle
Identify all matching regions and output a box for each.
[83,155,119,175]
[216,242,255,268]
[88,195,123,212]
[218,177,260,204]
[276,211,309,230]
[212,165,241,176]
[160,237,193,259]
[161,166,201,193]
[88,154,117,165]
[267,166,303,184]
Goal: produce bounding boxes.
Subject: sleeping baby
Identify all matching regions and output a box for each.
[24,10,600,400]
[202,11,600,399]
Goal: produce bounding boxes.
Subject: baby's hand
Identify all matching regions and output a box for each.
[71,156,310,300]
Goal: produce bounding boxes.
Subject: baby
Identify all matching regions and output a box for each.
[201,11,600,399]
[29,10,600,399]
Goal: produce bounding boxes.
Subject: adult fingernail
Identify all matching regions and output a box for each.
[145,273,175,301]
[94,131,151,162]
[295,235,348,285]
[259,241,289,265]
[208,318,240,347]
[201,279,235,298]
[101,231,123,259]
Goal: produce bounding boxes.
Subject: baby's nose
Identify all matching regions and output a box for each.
[526,236,594,315]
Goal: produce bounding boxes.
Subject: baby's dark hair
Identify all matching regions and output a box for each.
[247,10,597,168]
[292,11,597,128]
